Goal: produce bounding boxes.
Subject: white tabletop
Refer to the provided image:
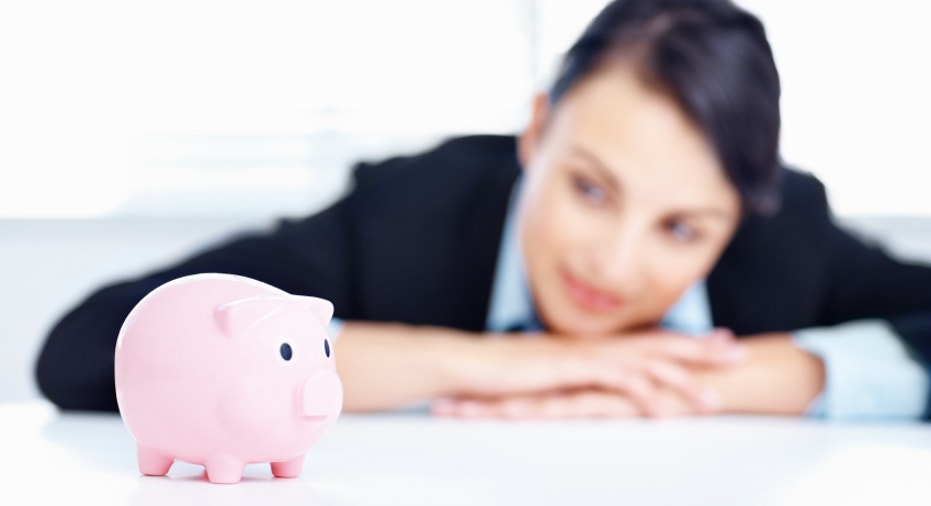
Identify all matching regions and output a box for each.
[3,400,931,505]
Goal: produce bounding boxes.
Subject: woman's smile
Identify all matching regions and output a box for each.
[560,267,625,313]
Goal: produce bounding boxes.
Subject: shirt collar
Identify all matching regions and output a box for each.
[485,176,536,332]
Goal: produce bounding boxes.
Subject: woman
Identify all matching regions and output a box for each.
[36,0,931,419]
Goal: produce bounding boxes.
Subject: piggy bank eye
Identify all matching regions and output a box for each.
[324,339,331,358]
[280,343,293,361]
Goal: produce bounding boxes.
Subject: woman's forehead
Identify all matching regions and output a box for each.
[543,66,738,211]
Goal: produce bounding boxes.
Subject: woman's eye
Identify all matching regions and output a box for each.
[572,175,607,205]
[667,221,697,242]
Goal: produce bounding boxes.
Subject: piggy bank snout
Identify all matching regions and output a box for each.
[301,370,343,418]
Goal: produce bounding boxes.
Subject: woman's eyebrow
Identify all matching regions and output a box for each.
[568,145,623,194]
[670,208,735,221]
[568,145,734,222]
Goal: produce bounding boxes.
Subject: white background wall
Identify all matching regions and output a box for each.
[2,0,930,220]
[2,0,930,402]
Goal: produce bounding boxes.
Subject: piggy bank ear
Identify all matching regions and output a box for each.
[215,296,285,338]
[296,296,334,326]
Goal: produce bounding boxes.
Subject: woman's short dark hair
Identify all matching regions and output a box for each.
[550,0,782,215]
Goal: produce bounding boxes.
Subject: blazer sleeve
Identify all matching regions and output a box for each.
[810,178,931,362]
[34,193,356,412]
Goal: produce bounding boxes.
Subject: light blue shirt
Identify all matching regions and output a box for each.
[485,178,930,420]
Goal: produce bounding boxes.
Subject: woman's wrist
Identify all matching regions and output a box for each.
[413,325,494,398]
[335,322,487,411]
[700,333,825,415]
[440,331,537,398]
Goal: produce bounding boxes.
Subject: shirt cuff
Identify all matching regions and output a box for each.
[793,319,930,420]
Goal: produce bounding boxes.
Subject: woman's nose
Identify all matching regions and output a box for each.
[594,223,646,286]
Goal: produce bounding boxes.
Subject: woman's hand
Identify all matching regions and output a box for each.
[445,328,746,417]
[432,333,825,419]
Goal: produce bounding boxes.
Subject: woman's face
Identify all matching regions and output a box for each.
[517,62,741,336]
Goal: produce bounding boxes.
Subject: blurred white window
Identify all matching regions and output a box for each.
[1,0,929,219]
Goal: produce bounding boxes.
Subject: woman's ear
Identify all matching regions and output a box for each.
[517,93,551,172]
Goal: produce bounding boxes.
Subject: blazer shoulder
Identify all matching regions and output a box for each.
[336,135,519,329]
[707,166,837,333]
[345,134,520,217]
[776,166,831,219]
[352,135,518,187]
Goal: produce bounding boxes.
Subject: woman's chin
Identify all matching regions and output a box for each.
[543,309,626,338]
[541,300,661,337]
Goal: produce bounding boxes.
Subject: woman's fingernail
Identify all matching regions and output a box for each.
[458,401,482,417]
[650,406,669,419]
[503,403,527,419]
[700,390,723,411]
[723,345,748,361]
[430,399,454,416]
[709,328,734,341]
[734,345,749,358]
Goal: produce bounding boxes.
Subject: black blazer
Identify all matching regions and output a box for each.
[35,135,931,412]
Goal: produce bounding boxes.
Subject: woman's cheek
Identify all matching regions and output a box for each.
[643,241,715,303]
[545,186,604,246]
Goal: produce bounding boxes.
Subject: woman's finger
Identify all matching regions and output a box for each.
[592,367,663,417]
[547,390,641,418]
[432,391,643,420]
[642,359,721,413]
[643,333,747,366]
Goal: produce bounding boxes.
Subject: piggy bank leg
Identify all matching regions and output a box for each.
[204,454,245,484]
[270,457,304,478]
[137,445,173,476]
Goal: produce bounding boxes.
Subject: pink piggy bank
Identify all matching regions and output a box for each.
[114,273,343,484]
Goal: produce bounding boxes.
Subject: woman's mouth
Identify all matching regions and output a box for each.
[560,268,624,313]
